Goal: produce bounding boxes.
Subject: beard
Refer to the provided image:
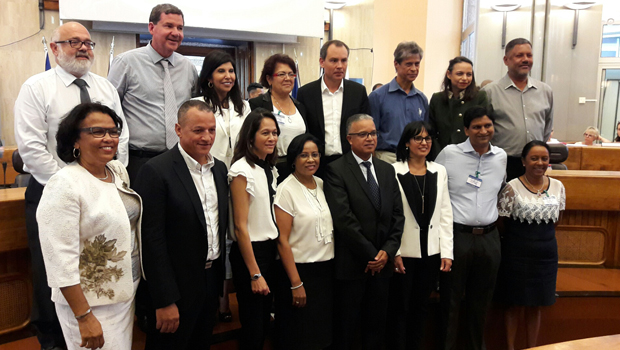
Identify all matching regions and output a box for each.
[57,48,94,77]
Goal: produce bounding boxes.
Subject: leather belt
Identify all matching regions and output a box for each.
[129,149,165,158]
[454,223,496,235]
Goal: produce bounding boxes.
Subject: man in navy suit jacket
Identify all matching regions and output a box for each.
[134,100,229,350]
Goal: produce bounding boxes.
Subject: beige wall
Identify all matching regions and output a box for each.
[0,2,135,147]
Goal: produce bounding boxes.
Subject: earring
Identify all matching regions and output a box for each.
[73,148,80,159]
[291,164,295,169]
[406,146,409,151]
[208,81,214,88]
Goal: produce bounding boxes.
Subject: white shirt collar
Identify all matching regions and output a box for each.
[352,151,373,165]
[178,143,214,171]
[55,65,91,87]
[321,75,344,94]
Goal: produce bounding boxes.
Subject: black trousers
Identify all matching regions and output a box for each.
[230,240,277,350]
[24,177,66,349]
[386,254,441,350]
[127,151,164,184]
[506,156,525,182]
[441,226,501,350]
[332,276,390,350]
[145,261,220,350]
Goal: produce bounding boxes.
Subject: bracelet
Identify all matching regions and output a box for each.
[290,282,304,290]
[75,308,92,320]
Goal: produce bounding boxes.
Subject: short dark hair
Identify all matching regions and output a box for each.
[615,121,620,142]
[149,3,184,24]
[394,41,424,64]
[247,82,264,93]
[56,103,123,163]
[463,106,494,128]
[505,38,532,55]
[396,121,435,162]
[286,133,322,170]
[441,56,479,102]
[197,50,244,116]
[372,83,383,91]
[320,40,350,60]
[232,108,280,167]
[346,114,374,134]
[177,100,214,125]
[521,140,550,160]
[259,54,296,88]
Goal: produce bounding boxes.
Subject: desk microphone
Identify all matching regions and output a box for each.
[2,161,7,188]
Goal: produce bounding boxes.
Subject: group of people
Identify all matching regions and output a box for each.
[13,2,567,350]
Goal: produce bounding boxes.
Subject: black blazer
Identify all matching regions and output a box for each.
[249,90,308,129]
[133,145,229,312]
[324,152,405,280]
[297,78,370,155]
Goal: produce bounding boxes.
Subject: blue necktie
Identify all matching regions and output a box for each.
[362,161,381,210]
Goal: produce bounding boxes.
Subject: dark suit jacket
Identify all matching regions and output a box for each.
[133,145,228,313]
[297,78,370,155]
[324,152,404,280]
[249,90,308,128]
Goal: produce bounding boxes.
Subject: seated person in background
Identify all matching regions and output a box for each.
[247,83,264,99]
[615,122,620,142]
[574,126,609,145]
[372,83,383,91]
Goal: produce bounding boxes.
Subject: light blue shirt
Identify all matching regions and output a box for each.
[435,138,507,226]
[368,77,429,152]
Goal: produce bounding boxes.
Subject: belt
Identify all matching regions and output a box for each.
[454,223,496,235]
[129,149,165,158]
[276,156,287,164]
[205,260,214,269]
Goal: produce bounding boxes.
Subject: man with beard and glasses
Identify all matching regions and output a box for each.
[482,38,553,181]
[14,21,127,350]
[108,3,198,182]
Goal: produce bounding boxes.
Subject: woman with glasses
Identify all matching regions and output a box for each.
[429,56,489,151]
[575,126,610,145]
[38,103,142,350]
[386,121,453,350]
[250,53,307,183]
[229,108,280,350]
[273,133,334,350]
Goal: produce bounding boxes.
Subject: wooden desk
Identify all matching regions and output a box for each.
[0,147,19,186]
[528,334,620,350]
[565,146,620,171]
[0,188,27,253]
[556,268,620,296]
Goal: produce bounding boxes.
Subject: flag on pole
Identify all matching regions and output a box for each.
[109,36,115,74]
[42,37,51,71]
[292,61,300,99]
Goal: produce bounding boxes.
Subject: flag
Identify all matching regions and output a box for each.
[292,61,300,99]
[109,36,115,74]
[43,36,51,71]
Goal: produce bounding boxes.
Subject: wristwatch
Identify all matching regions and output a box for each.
[251,273,262,281]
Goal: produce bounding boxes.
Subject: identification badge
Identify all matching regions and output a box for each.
[542,195,558,206]
[274,112,286,125]
[466,175,482,188]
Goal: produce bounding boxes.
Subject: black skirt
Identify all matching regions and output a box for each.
[274,259,335,350]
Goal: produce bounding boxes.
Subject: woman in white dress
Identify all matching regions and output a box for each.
[38,103,141,350]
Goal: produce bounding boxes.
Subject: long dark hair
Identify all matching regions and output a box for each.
[232,108,280,167]
[196,50,245,116]
[441,56,479,102]
[396,121,436,162]
[615,121,620,142]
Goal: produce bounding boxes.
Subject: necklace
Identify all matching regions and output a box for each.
[97,168,109,181]
[273,95,293,119]
[523,175,545,196]
[412,172,426,214]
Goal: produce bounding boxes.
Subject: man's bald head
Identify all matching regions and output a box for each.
[50,22,95,78]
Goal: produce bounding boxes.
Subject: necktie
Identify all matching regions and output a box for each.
[73,79,91,103]
[362,161,381,211]
[161,59,178,149]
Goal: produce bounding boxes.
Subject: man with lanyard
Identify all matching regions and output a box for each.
[108,3,198,182]
[435,106,507,350]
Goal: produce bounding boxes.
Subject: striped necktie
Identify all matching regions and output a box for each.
[161,59,178,149]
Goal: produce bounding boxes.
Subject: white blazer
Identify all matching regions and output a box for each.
[194,97,250,168]
[393,161,454,259]
[38,160,143,307]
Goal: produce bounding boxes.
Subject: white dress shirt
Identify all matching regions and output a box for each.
[272,106,306,157]
[352,152,379,186]
[178,144,220,261]
[321,77,344,156]
[14,66,128,185]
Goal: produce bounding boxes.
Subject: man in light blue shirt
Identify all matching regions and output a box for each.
[435,106,506,350]
[369,41,429,163]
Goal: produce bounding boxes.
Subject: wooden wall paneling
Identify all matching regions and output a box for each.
[556,225,606,266]
[564,147,582,170]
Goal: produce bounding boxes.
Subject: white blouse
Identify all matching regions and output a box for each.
[498,177,566,224]
[272,106,306,157]
[229,157,279,242]
[274,175,334,263]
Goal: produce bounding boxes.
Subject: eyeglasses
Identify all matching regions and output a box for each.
[80,127,121,138]
[298,152,321,160]
[412,136,433,144]
[55,40,96,50]
[583,133,597,138]
[348,131,378,139]
[272,72,297,79]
